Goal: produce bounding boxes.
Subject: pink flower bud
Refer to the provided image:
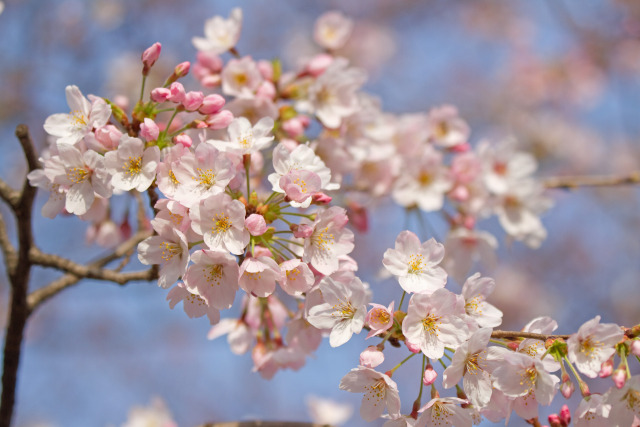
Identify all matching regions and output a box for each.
[599,357,614,377]
[201,74,222,88]
[205,110,234,130]
[406,340,421,354]
[559,405,571,426]
[174,134,192,148]
[182,91,204,111]
[280,170,322,203]
[449,142,471,153]
[245,214,267,236]
[346,200,368,233]
[298,115,311,127]
[174,61,191,78]
[630,340,640,356]
[256,81,276,100]
[282,117,304,138]
[305,53,334,77]
[560,375,574,399]
[449,185,469,202]
[94,125,122,150]
[312,192,332,205]
[423,364,438,386]
[359,346,384,368]
[113,95,129,111]
[196,51,223,73]
[291,224,313,239]
[142,42,161,75]
[257,60,274,80]
[167,82,186,103]
[548,414,561,427]
[140,118,159,142]
[151,87,171,103]
[199,94,226,115]
[613,368,627,388]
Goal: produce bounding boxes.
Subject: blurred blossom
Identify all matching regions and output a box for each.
[306,395,353,426]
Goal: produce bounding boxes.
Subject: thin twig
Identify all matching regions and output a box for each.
[27,229,154,312]
[544,171,640,190]
[491,331,570,340]
[0,211,17,275]
[0,180,19,209]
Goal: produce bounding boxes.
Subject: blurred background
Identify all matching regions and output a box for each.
[1,0,639,426]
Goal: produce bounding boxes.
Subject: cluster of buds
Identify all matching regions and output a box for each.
[29,7,640,427]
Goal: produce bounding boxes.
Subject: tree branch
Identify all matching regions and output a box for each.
[491,330,571,340]
[544,171,640,190]
[1,125,38,427]
[0,180,19,209]
[26,229,154,313]
[0,211,17,276]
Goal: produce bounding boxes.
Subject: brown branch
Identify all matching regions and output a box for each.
[544,171,640,190]
[1,125,38,427]
[198,423,331,427]
[0,212,17,275]
[491,331,571,340]
[0,180,19,209]
[26,229,154,313]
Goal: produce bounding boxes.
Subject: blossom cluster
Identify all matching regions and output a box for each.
[28,7,639,427]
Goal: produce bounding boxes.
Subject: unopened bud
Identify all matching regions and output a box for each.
[151,87,171,103]
[291,223,313,239]
[548,414,561,427]
[422,364,437,386]
[599,357,614,377]
[312,192,332,205]
[630,340,640,356]
[174,134,192,148]
[182,91,204,111]
[360,346,384,368]
[205,110,234,130]
[199,94,226,115]
[167,82,186,103]
[245,214,267,236]
[142,42,161,75]
[140,118,159,142]
[613,368,627,388]
[560,375,574,399]
[559,404,571,426]
[405,340,421,354]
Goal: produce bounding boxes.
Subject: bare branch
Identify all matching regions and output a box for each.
[491,330,571,340]
[0,212,17,275]
[27,230,154,312]
[197,423,331,427]
[29,247,156,284]
[0,180,19,209]
[544,171,640,190]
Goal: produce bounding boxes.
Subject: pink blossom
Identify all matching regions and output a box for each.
[305,53,334,77]
[339,367,401,422]
[382,230,447,295]
[183,250,239,310]
[167,282,220,325]
[360,346,384,368]
[173,134,192,147]
[278,259,314,297]
[416,397,472,427]
[199,94,226,115]
[151,87,171,103]
[140,118,159,141]
[238,256,283,298]
[292,224,314,239]
[427,105,470,148]
[208,318,252,355]
[205,110,234,129]
[209,116,274,155]
[613,368,627,388]
[422,364,438,386]
[365,302,394,339]
[256,81,276,100]
[567,316,624,378]
[141,42,161,75]
[189,192,249,255]
[167,82,186,103]
[631,340,640,356]
[104,135,160,192]
[245,213,267,236]
[314,10,353,50]
[192,8,242,55]
[182,91,203,111]
[85,125,121,153]
[138,219,190,289]
[173,61,190,78]
[280,169,322,203]
[221,57,262,98]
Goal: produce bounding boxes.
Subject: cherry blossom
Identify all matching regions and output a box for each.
[314,10,353,50]
[208,116,274,155]
[104,135,160,192]
[167,282,220,325]
[567,315,624,378]
[43,85,111,146]
[461,273,503,329]
[183,250,239,309]
[339,366,401,422]
[382,230,447,294]
[192,8,242,55]
[138,219,190,289]
[415,397,472,427]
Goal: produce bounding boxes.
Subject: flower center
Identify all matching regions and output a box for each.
[67,167,90,184]
[421,314,441,336]
[312,226,335,252]
[160,242,181,262]
[70,110,88,128]
[407,253,425,274]
[204,264,224,286]
[124,156,142,176]
[195,167,216,189]
[212,213,232,234]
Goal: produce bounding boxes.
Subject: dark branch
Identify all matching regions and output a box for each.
[491,330,571,340]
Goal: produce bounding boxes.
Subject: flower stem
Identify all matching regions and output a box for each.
[245,158,251,199]
[139,75,147,103]
[389,352,417,374]
[398,291,407,312]
[280,211,315,219]
[563,355,589,396]
[273,237,303,247]
[489,339,509,348]
[264,191,279,204]
[437,358,448,369]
